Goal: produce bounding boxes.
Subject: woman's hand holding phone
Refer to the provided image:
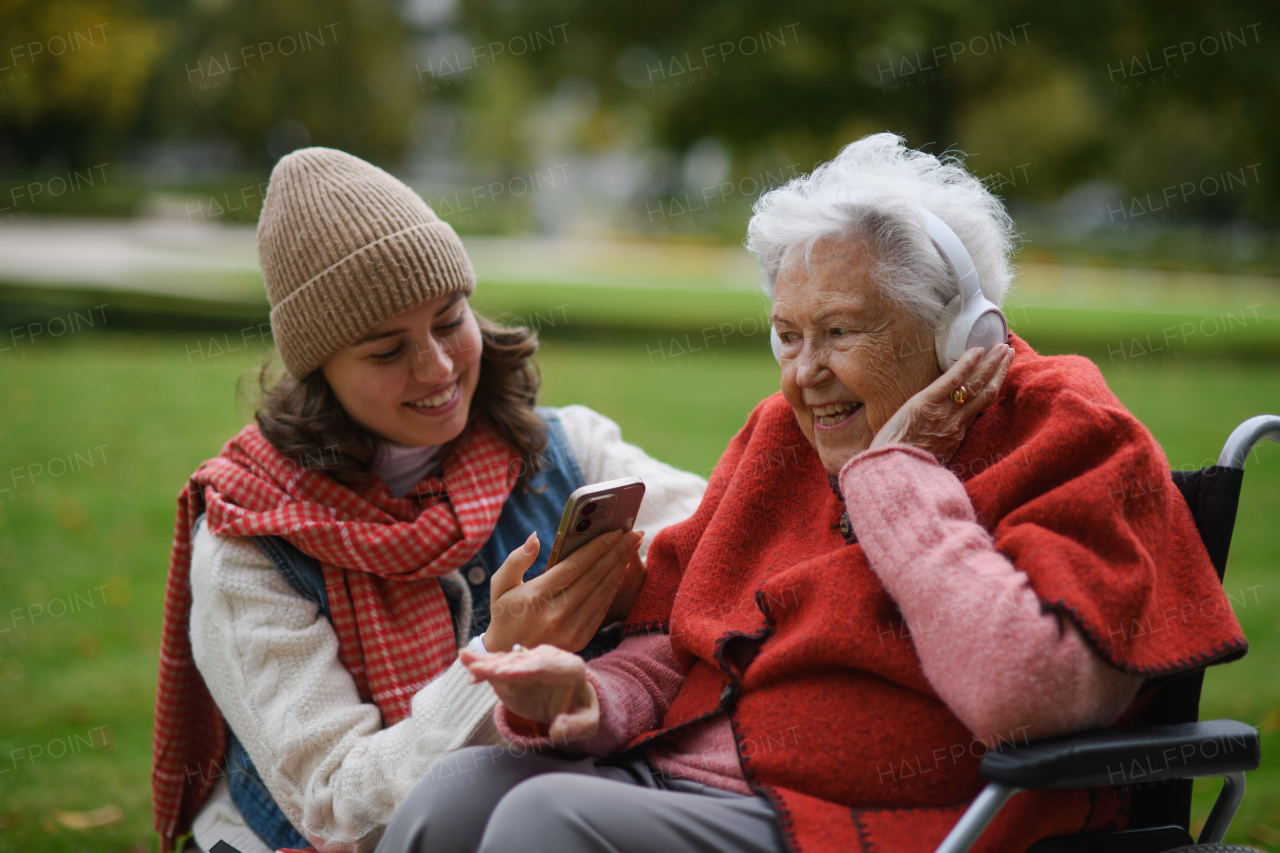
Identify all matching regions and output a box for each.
[459,643,599,743]
[484,527,643,653]
[604,549,646,625]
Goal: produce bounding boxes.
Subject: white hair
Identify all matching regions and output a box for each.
[745,133,1017,332]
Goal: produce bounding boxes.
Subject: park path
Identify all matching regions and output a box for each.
[0,218,761,302]
[0,216,1276,314]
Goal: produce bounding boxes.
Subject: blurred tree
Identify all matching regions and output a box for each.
[451,0,1280,224]
[139,0,416,166]
[2,0,1277,240]
[0,0,165,166]
[0,0,418,171]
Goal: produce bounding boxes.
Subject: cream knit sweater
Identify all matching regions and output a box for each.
[188,406,707,853]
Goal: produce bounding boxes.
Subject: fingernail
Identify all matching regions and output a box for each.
[523,531,538,554]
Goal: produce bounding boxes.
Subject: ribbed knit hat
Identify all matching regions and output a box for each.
[257,147,476,378]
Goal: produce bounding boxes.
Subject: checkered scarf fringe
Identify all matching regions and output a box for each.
[152,421,517,852]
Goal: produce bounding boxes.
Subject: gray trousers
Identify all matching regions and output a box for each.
[374,746,787,853]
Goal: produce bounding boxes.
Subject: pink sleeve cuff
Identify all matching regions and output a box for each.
[493,669,615,753]
[493,633,683,755]
[838,443,944,491]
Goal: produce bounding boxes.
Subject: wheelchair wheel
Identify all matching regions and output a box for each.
[1164,846,1264,852]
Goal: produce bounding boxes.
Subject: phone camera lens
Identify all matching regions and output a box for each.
[574,517,592,534]
[580,501,597,517]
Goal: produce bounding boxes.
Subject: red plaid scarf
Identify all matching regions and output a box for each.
[152,420,518,852]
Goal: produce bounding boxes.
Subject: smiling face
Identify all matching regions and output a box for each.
[320,292,483,447]
[773,237,941,473]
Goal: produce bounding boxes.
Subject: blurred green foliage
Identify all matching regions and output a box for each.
[0,0,165,165]
[141,0,415,164]
[454,0,1279,223]
[0,0,1277,264]
[0,0,414,167]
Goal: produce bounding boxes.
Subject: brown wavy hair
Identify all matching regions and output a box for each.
[241,310,548,492]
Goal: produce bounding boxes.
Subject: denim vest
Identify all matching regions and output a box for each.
[213,408,601,851]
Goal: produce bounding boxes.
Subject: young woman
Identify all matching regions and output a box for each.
[150,147,706,853]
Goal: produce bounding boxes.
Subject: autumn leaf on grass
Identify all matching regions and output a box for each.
[52,804,122,830]
[1246,822,1280,848]
[55,496,88,531]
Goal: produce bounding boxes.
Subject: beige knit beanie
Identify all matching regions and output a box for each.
[257,147,476,378]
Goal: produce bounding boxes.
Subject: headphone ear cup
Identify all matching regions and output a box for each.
[943,296,1008,368]
[934,294,964,372]
[770,326,783,364]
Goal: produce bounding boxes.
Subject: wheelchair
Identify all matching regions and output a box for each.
[935,415,1280,853]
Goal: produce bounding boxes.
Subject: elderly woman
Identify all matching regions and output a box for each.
[371,134,1246,853]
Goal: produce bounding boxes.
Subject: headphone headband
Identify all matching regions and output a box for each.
[918,209,981,301]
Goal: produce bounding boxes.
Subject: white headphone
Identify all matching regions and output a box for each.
[768,201,1007,371]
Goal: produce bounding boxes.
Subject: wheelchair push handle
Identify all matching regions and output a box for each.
[1218,414,1280,470]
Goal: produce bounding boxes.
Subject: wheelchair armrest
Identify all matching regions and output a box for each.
[979,719,1259,790]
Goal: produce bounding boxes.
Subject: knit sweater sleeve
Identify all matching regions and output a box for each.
[839,444,1144,744]
[553,405,707,560]
[493,632,684,754]
[188,522,506,853]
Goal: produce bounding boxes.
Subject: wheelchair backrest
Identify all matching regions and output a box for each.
[1127,464,1245,830]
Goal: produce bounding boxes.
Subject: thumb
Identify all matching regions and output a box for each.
[491,531,539,601]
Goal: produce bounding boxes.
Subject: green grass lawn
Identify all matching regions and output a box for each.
[0,328,1277,851]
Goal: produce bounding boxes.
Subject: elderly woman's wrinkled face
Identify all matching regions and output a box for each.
[773,238,940,473]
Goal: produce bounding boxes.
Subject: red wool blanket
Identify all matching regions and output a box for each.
[625,334,1246,853]
[152,420,518,853]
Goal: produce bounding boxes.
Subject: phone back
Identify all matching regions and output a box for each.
[547,477,645,565]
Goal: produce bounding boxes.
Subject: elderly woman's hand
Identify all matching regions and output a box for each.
[460,644,599,743]
[868,344,1013,463]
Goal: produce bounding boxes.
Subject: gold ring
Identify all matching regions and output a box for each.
[951,386,971,405]
[511,643,530,653]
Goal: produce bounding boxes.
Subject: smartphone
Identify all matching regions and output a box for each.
[546,477,646,567]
